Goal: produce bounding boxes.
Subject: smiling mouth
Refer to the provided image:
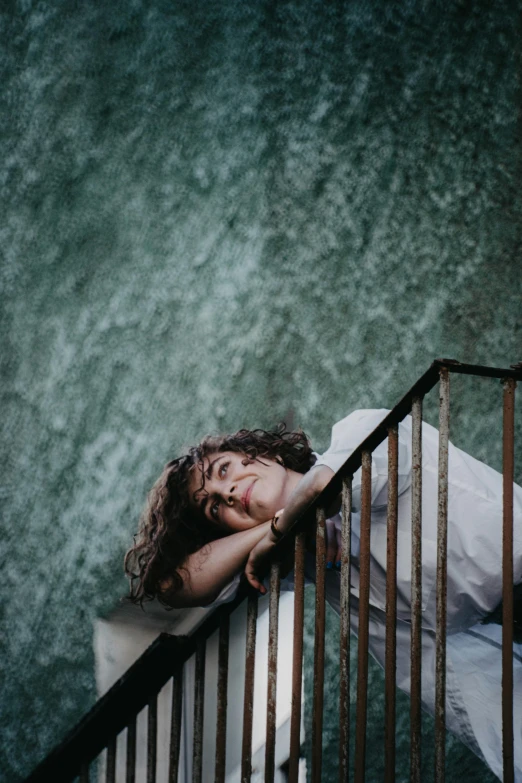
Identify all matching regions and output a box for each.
[241,481,256,514]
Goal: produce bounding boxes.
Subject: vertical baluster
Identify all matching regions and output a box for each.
[147,694,157,783]
[106,736,116,783]
[434,368,450,783]
[339,477,352,783]
[79,760,89,783]
[241,593,258,783]
[169,667,183,783]
[289,532,306,783]
[502,377,516,783]
[410,396,423,783]
[192,639,206,783]
[265,561,281,783]
[311,507,326,783]
[126,715,136,783]
[385,426,399,783]
[354,449,372,783]
[215,614,230,783]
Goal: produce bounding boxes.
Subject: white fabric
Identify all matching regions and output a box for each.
[316,409,522,781]
[314,409,522,633]
[211,409,522,781]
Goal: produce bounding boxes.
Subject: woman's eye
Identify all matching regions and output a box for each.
[218,461,229,478]
[211,501,220,519]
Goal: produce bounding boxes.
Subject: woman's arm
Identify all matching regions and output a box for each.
[161,521,272,608]
[244,465,335,593]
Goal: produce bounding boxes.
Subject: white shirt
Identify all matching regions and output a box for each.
[313,409,522,633]
[212,410,522,780]
[315,410,522,780]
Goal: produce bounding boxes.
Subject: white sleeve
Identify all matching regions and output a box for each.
[314,409,412,509]
[203,571,299,610]
[203,572,242,609]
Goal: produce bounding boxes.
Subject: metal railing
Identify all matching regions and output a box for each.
[24,359,521,783]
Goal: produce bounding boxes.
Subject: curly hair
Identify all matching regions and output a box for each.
[124,424,315,608]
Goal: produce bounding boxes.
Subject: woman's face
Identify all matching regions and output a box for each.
[188,450,299,533]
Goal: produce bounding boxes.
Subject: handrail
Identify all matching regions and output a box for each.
[23,596,247,783]
[286,358,522,537]
[23,358,522,783]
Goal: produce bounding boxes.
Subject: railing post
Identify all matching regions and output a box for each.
[502,377,516,783]
[311,508,326,783]
[192,639,206,783]
[265,561,281,783]
[288,533,306,783]
[215,614,230,783]
[126,716,137,783]
[147,694,157,783]
[106,736,116,783]
[410,396,423,783]
[385,425,399,783]
[168,667,183,783]
[434,368,450,783]
[339,477,352,783]
[354,449,372,783]
[241,594,258,783]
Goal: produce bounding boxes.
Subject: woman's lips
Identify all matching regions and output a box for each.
[241,481,256,514]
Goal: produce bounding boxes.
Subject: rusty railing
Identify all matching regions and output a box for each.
[23,359,520,783]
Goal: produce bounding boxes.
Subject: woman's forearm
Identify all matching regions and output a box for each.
[244,465,336,592]
[277,465,335,537]
[163,521,272,608]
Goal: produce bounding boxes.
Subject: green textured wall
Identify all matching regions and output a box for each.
[1,1,521,780]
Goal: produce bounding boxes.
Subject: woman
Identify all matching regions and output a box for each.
[125,422,332,608]
[125,409,522,781]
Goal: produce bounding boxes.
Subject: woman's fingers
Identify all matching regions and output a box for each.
[244,556,266,594]
[245,559,263,590]
[245,574,266,595]
[244,526,279,594]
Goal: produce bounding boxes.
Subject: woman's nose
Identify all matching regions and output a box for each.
[226,484,237,504]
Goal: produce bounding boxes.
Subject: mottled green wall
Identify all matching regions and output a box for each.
[1,0,521,780]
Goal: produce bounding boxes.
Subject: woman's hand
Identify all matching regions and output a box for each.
[244,510,284,594]
[245,503,344,593]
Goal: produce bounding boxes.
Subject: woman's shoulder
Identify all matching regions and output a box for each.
[312,409,390,473]
[328,408,391,447]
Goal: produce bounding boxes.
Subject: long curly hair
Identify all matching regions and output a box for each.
[124,424,315,607]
